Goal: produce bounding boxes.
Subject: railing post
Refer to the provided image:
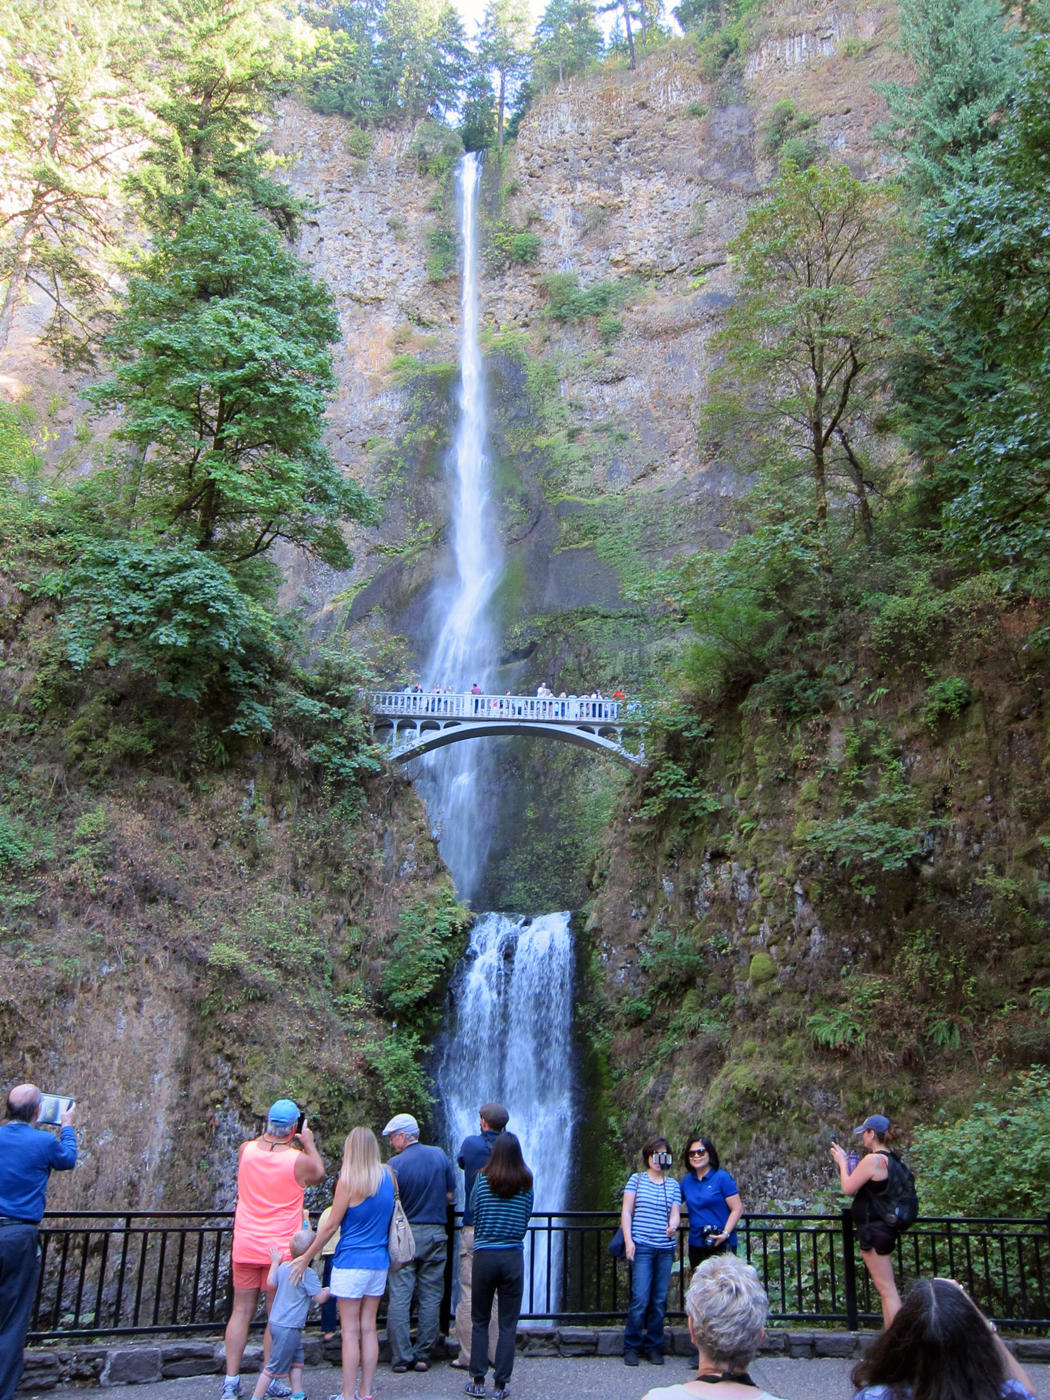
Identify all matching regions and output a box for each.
[841,1207,859,1330]
[440,1204,456,1337]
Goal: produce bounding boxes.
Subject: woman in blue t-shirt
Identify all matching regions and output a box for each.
[290,1127,395,1400]
[680,1136,743,1270]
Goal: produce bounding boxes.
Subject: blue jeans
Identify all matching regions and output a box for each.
[623,1244,674,1356]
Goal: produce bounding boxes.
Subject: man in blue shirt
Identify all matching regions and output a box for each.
[453,1102,507,1370]
[383,1113,456,1373]
[0,1085,77,1400]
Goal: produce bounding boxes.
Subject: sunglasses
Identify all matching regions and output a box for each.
[689,1149,708,1158]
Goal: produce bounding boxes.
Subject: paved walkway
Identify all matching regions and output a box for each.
[31,1355,1050,1400]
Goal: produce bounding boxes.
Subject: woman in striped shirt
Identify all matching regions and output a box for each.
[621,1135,682,1366]
[464,1133,534,1400]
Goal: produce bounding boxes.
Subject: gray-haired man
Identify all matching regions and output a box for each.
[383,1113,456,1372]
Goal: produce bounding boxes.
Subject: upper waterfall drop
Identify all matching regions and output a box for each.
[425,150,501,694]
[414,151,503,903]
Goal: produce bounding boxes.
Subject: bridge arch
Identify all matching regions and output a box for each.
[366,690,647,769]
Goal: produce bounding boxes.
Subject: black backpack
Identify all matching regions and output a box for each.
[870,1151,919,1231]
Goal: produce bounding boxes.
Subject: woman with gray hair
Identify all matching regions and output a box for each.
[643,1256,786,1400]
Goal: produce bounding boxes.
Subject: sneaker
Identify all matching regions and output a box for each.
[648,1352,665,1366]
[464,1382,487,1398]
[266,1384,293,1399]
[624,1352,640,1367]
[221,1384,242,1400]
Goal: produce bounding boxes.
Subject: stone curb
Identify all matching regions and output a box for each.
[19,1330,1050,1388]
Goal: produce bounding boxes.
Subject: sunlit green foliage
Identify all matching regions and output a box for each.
[301,0,467,126]
[911,1069,1050,1215]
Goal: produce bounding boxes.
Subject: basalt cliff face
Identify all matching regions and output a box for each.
[273,1,905,674]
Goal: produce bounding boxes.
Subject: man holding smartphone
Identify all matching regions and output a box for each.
[0,1084,77,1400]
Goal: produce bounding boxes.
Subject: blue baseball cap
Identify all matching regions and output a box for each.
[854,1114,890,1136]
[267,1098,300,1131]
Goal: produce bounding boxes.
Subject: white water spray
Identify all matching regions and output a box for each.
[417,155,577,1313]
[438,913,576,1311]
[416,151,502,901]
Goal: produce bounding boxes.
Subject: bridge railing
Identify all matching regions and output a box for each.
[369,691,623,723]
[27,1208,1050,1340]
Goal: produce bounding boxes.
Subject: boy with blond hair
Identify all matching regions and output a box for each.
[251,1230,329,1400]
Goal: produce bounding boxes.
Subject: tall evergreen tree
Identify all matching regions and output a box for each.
[480,0,532,149]
[879,0,1023,510]
[533,0,603,90]
[127,0,303,235]
[89,203,376,567]
[0,0,148,361]
[933,32,1050,584]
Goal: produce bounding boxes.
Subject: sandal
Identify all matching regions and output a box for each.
[413,1362,428,1372]
[463,1383,487,1398]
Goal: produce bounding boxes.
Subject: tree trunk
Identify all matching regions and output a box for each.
[719,0,725,26]
[622,0,636,67]
[0,209,41,356]
[638,0,647,46]
[837,427,875,547]
[497,65,506,149]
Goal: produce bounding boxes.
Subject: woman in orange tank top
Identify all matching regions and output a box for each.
[222,1100,326,1400]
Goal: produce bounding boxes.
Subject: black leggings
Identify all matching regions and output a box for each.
[688,1241,735,1270]
[470,1248,524,1386]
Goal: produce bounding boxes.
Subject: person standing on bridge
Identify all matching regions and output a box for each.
[0,1085,77,1400]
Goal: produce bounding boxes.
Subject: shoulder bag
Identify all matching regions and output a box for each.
[387,1167,415,1271]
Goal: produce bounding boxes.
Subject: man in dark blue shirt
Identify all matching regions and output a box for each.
[383,1113,456,1372]
[0,1084,77,1400]
[453,1102,507,1369]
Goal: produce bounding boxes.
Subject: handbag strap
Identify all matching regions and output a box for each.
[388,1164,402,1201]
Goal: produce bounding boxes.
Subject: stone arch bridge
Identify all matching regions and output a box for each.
[367,691,647,769]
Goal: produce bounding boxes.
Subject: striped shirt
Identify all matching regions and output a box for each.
[472,1176,534,1251]
[625,1171,681,1250]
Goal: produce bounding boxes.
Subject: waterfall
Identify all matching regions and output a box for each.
[416,153,576,1316]
[415,150,501,902]
[438,913,576,1313]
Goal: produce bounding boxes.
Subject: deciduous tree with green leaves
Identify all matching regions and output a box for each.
[88,202,377,567]
[712,161,899,557]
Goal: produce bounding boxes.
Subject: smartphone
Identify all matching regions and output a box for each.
[296,1112,306,1134]
[37,1094,74,1126]
[830,1133,836,1142]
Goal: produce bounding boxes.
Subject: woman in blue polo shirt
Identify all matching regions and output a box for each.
[680,1135,743,1269]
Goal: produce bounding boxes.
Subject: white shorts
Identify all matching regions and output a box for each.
[329,1266,388,1299]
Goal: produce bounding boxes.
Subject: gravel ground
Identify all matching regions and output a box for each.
[28,1354,1050,1400]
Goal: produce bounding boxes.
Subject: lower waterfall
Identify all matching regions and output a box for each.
[437,911,576,1312]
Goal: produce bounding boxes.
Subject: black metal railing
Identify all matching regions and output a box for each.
[28,1208,1050,1342]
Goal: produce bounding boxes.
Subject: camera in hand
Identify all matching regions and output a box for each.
[701,1225,721,1243]
[653,1149,673,1168]
[37,1094,74,1126]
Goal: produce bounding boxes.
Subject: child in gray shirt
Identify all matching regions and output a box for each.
[251,1230,330,1400]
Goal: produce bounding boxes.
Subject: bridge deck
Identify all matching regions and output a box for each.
[366,691,646,768]
[371,691,624,723]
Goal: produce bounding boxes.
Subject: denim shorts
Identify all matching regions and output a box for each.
[264,1324,304,1376]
